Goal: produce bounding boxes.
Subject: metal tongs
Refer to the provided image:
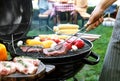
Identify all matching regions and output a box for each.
[54,26,87,50]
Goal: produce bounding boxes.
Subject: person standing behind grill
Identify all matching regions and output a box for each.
[85,0,119,81]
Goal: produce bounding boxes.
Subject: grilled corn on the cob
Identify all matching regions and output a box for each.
[57,29,79,35]
[53,24,80,35]
[58,24,79,29]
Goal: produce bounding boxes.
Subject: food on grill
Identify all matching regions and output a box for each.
[19,41,57,52]
[63,42,72,50]
[19,38,58,52]
[43,45,68,56]
[73,39,85,49]
[20,46,43,52]
[42,36,85,56]
[39,35,51,40]
[34,36,40,41]
[53,24,80,35]
[26,39,42,46]
[66,37,85,49]
[57,38,85,51]
[0,61,16,76]
[57,24,79,29]
[39,34,70,40]
[71,45,78,51]
[42,40,56,48]
[17,40,23,47]
[52,38,61,43]
[0,43,8,61]
[0,56,41,76]
[57,35,70,40]
[25,38,57,48]
[17,34,85,56]
[57,29,79,35]
[53,26,59,32]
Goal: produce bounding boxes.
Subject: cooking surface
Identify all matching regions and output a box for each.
[11,39,91,59]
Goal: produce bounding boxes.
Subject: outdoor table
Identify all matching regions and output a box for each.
[54,3,75,12]
[53,2,75,24]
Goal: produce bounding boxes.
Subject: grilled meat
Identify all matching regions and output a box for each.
[15,61,38,74]
[43,45,68,56]
[0,61,16,76]
[20,46,43,53]
[13,56,40,66]
[0,56,40,75]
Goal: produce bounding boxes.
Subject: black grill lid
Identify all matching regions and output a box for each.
[0,0,33,42]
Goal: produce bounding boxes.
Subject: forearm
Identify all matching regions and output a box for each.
[90,0,117,20]
[95,0,117,12]
[85,0,117,31]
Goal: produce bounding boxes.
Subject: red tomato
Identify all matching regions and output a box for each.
[52,39,61,43]
[74,39,85,49]
[40,38,51,41]
[40,38,46,41]
[66,36,77,44]
[63,42,72,50]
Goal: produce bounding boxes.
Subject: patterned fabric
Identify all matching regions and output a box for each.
[50,3,75,18]
[53,3,75,12]
[99,7,120,81]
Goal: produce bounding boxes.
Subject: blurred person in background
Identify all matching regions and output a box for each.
[38,0,53,15]
[85,0,120,81]
[38,0,57,25]
[52,0,75,24]
[70,0,90,24]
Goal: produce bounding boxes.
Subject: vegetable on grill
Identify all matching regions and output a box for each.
[0,43,8,61]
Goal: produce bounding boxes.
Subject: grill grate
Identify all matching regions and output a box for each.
[9,42,91,59]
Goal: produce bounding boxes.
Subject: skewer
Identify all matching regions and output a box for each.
[54,26,87,50]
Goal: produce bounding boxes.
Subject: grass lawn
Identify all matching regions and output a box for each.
[28,22,113,81]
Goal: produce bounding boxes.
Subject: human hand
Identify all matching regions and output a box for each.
[85,7,104,31]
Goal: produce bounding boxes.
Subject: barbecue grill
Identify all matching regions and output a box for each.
[0,0,100,81]
[7,37,99,81]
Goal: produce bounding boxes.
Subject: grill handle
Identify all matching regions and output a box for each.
[82,51,100,65]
